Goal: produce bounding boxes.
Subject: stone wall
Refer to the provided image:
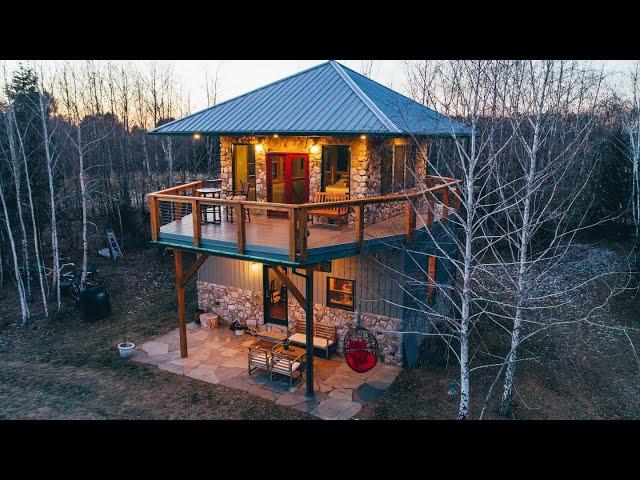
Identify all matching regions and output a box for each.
[197,280,404,366]
[219,135,429,226]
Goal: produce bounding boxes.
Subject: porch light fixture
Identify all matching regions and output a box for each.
[251,262,261,271]
[193,133,202,140]
[360,134,367,140]
[255,143,264,153]
[310,143,320,154]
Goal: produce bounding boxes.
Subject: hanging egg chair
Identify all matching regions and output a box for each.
[343,311,379,373]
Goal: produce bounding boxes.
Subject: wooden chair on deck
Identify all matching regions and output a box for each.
[224,181,251,223]
[308,192,350,227]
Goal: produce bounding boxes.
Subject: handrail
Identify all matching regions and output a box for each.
[147,176,460,262]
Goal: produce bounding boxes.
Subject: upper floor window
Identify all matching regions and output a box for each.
[380,143,418,195]
[321,146,350,194]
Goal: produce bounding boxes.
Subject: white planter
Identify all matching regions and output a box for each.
[118,341,135,358]
[234,329,244,336]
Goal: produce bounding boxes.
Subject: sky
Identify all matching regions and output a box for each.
[2,59,638,113]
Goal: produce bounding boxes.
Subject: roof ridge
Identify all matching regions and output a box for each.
[335,61,444,119]
[329,61,401,134]
[151,61,332,133]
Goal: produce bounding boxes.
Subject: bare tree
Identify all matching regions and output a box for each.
[619,62,640,238]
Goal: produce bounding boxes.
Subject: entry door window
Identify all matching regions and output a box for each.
[321,146,350,194]
[232,144,256,200]
[266,267,288,326]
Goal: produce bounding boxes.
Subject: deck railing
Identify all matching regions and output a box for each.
[147,176,461,262]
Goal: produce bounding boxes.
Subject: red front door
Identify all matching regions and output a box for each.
[266,153,310,205]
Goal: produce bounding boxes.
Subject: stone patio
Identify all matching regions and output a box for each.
[131,322,401,420]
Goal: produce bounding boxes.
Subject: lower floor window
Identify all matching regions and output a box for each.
[327,277,355,311]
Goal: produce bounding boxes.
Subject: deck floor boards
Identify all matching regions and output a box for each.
[159,205,444,254]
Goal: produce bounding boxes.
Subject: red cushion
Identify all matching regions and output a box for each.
[348,339,367,350]
[346,350,377,373]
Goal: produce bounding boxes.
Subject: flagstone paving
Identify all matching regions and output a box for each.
[133,322,401,420]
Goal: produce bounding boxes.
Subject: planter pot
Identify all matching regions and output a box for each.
[118,341,135,358]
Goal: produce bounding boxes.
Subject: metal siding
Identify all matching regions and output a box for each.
[152,61,470,136]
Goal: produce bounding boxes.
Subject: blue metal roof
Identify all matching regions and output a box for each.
[151,61,471,137]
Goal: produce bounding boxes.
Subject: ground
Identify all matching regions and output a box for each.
[0,242,639,420]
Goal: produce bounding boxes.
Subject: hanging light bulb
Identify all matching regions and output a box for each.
[193,133,202,140]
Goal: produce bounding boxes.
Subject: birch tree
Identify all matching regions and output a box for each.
[619,62,640,239]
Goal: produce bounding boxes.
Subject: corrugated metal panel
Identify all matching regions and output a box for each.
[151,61,471,137]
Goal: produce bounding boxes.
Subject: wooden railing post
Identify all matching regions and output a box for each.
[405,199,416,243]
[148,195,159,241]
[289,208,297,262]
[236,203,245,254]
[191,199,201,248]
[298,208,308,262]
[454,183,462,212]
[354,204,364,251]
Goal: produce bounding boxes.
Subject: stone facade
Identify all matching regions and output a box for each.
[197,280,404,367]
[219,135,429,225]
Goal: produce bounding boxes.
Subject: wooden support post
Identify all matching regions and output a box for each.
[263,265,271,323]
[181,253,208,287]
[442,187,450,221]
[405,200,416,243]
[289,208,297,261]
[148,195,159,241]
[173,249,188,358]
[304,268,314,396]
[191,200,201,248]
[355,204,364,251]
[426,199,434,227]
[272,266,305,307]
[236,204,245,254]
[454,184,462,212]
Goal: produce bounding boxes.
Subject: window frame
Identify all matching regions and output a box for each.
[326,276,356,311]
[321,145,351,194]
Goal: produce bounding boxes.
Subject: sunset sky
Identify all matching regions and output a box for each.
[2,59,637,114]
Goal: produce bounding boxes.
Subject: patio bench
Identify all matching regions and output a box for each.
[308,192,349,226]
[287,320,337,359]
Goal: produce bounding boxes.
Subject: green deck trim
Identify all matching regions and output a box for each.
[155,221,456,267]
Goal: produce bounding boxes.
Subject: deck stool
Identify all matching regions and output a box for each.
[199,313,219,329]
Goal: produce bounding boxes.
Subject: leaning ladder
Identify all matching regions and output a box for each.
[106,229,123,260]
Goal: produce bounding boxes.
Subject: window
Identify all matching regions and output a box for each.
[327,277,355,311]
[232,144,256,200]
[380,142,418,194]
[321,146,350,194]
[427,256,437,304]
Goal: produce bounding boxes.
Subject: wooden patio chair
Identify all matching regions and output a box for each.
[224,181,251,223]
[308,192,349,227]
[270,349,305,387]
[247,345,270,376]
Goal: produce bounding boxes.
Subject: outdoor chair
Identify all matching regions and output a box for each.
[224,181,251,223]
[247,345,270,376]
[308,192,349,227]
[270,349,305,387]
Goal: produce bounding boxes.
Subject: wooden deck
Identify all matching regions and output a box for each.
[158,206,446,264]
[147,177,460,266]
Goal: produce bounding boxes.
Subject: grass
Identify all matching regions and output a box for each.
[0,248,308,420]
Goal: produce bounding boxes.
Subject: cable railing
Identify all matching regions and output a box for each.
[147,176,460,263]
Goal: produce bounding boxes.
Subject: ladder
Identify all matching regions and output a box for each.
[106,229,123,260]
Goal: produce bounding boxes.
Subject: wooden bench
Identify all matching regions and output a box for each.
[308,192,350,226]
[287,320,337,359]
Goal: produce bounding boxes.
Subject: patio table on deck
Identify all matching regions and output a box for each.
[196,187,222,224]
